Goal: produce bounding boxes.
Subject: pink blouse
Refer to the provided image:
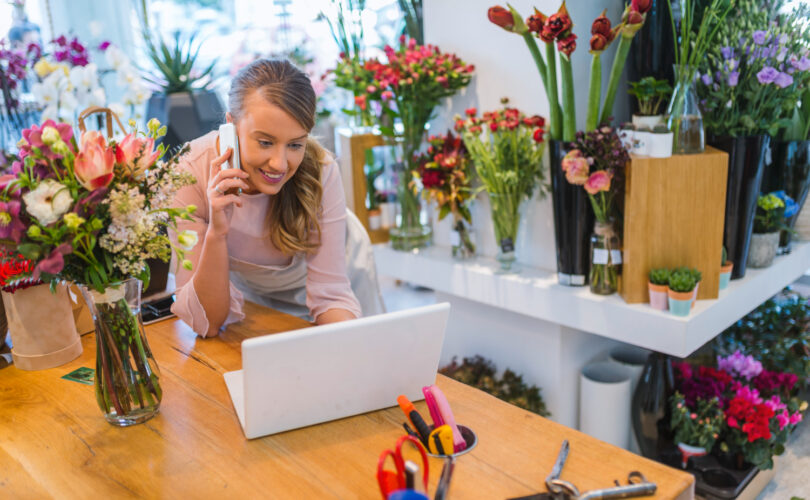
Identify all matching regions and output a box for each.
[170,131,361,337]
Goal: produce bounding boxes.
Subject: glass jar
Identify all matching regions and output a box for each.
[589,221,622,295]
[666,65,705,155]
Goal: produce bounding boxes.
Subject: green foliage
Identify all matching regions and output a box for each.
[714,289,810,384]
[319,0,367,60]
[628,77,672,116]
[440,355,549,417]
[754,193,787,233]
[669,270,697,293]
[670,392,724,449]
[142,31,215,94]
[722,245,728,265]
[649,268,671,286]
[397,0,423,45]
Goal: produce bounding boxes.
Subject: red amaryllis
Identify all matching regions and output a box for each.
[557,33,577,57]
[543,1,573,41]
[526,9,547,36]
[591,10,613,41]
[488,6,515,31]
[626,8,644,25]
[590,34,608,52]
[631,0,652,14]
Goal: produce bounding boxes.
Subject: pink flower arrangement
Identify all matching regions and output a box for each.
[584,170,611,195]
[75,131,115,191]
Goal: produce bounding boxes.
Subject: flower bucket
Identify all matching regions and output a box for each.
[668,288,694,317]
[747,232,779,269]
[648,282,668,311]
[719,262,733,291]
[1,283,82,370]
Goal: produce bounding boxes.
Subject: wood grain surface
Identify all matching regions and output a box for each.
[348,131,388,244]
[622,147,729,303]
[0,302,694,499]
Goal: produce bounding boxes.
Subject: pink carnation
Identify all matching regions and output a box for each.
[584,170,611,195]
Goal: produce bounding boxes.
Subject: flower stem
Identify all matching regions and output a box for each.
[560,54,576,141]
[599,35,632,126]
[586,53,602,132]
[545,42,562,141]
[521,31,549,96]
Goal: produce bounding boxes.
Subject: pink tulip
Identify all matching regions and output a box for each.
[115,133,160,177]
[584,170,612,195]
[75,131,115,191]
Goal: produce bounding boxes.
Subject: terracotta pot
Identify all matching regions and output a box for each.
[668,288,694,317]
[719,262,733,291]
[691,280,701,309]
[648,282,668,311]
[1,283,82,370]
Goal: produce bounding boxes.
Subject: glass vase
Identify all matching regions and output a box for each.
[451,214,476,260]
[78,278,162,426]
[666,65,704,154]
[589,221,622,295]
[389,121,432,251]
[488,191,521,273]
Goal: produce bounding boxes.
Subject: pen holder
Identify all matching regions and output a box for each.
[425,424,478,458]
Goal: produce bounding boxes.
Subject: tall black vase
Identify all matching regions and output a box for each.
[708,135,771,279]
[145,89,225,153]
[761,140,810,253]
[631,352,675,460]
[549,140,593,286]
[627,0,675,115]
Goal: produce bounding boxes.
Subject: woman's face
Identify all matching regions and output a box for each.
[230,90,309,196]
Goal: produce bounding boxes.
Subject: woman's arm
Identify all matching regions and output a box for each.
[315,308,356,325]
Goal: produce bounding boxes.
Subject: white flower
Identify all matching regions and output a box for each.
[70,63,99,93]
[177,230,198,251]
[105,46,127,70]
[22,179,74,226]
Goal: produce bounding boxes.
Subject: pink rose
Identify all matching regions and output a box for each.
[584,170,611,195]
[75,131,115,191]
[561,149,583,172]
[115,133,159,177]
[564,156,589,185]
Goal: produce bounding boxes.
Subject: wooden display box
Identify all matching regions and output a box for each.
[335,128,389,244]
[621,147,729,303]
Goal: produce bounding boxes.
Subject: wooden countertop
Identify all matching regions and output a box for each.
[0,302,694,499]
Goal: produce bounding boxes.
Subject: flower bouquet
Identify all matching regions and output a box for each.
[562,126,629,294]
[415,131,476,259]
[0,109,197,425]
[456,101,546,272]
[364,36,474,250]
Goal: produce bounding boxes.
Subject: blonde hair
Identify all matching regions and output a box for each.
[228,59,326,255]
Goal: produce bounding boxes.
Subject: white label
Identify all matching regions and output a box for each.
[450,230,461,247]
[593,249,609,264]
[610,250,623,264]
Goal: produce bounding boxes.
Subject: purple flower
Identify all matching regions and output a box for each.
[33,243,72,279]
[98,40,111,51]
[757,66,780,84]
[53,49,68,62]
[718,351,764,380]
[779,34,788,45]
[73,187,108,218]
[775,71,794,88]
[753,30,768,45]
[721,46,734,59]
[701,73,713,86]
[797,56,810,71]
[728,71,739,87]
[0,200,25,243]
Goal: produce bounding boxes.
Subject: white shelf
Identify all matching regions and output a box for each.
[373,242,810,357]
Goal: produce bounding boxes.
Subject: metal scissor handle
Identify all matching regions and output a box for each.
[578,471,657,500]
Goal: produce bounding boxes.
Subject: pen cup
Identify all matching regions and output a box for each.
[424,424,477,458]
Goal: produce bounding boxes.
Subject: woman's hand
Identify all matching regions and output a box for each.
[207,148,250,238]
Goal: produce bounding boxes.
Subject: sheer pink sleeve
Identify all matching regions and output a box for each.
[305,160,362,319]
[169,135,245,337]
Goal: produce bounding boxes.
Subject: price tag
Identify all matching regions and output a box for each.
[450,230,461,247]
[593,249,609,264]
[610,250,623,264]
[500,237,514,253]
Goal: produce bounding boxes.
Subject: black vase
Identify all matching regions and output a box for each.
[627,0,675,115]
[708,135,771,280]
[549,140,593,286]
[145,89,225,153]
[761,140,810,253]
[631,352,675,459]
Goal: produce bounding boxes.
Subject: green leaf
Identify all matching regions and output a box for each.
[17,243,41,260]
[438,204,451,220]
[378,126,396,137]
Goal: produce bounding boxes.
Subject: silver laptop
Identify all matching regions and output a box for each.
[223,303,450,439]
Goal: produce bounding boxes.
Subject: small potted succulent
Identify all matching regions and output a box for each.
[647,124,674,158]
[688,267,702,309]
[749,192,794,268]
[719,246,733,291]
[668,269,696,317]
[627,76,672,131]
[648,268,670,311]
[670,392,724,469]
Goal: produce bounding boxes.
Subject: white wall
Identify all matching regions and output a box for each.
[424,0,629,269]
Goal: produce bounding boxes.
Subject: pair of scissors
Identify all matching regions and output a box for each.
[377,435,430,499]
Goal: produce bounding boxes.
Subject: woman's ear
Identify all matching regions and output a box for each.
[225,112,233,124]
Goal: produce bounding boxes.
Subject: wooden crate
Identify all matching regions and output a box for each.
[621,147,729,303]
[335,128,388,244]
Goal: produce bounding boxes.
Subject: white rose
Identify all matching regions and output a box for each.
[22,179,74,226]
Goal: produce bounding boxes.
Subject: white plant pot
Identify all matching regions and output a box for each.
[647,132,674,158]
[579,361,633,449]
[632,131,652,156]
[619,129,635,153]
[747,232,779,268]
[632,114,664,131]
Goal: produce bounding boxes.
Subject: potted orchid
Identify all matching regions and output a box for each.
[562,126,629,295]
[0,111,197,426]
[415,131,476,259]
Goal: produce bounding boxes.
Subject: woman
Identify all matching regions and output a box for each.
[171,59,361,338]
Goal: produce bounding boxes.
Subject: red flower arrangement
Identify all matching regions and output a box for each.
[0,251,40,293]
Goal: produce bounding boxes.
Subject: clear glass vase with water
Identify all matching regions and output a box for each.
[666,65,705,155]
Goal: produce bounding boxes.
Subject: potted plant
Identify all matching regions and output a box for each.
[648,268,670,311]
[619,123,635,153]
[456,102,547,272]
[749,192,794,268]
[686,267,702,309]
[668,269,696,317]
[719,246,733,291]
[670,392,724,468]
[628,76,672,130]
[647,124,674,158]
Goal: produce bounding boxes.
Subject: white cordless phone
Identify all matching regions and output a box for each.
[218,123,241,171]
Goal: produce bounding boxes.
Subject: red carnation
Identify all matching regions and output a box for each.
[533,128,545,142]
[557,33,577,57]
[420,168,445,189]
[465,107,477,117]
[631,0,652,14]
[489,121,498,132]
[488,6,515,31]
